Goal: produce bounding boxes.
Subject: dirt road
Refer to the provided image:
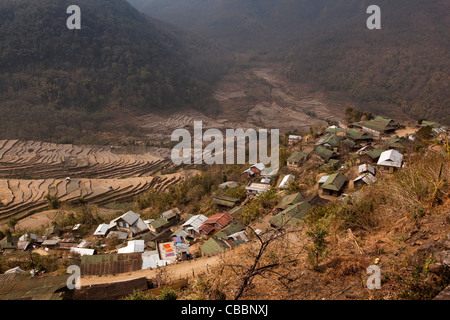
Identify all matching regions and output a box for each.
[81,255,221,286]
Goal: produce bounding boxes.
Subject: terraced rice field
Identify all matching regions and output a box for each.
[0,173,186,220]
[0,140,173,179]
[0,140,192,220]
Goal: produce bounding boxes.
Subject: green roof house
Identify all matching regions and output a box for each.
[276,192,304,210]
[316,134,342,148]
[346,128,373,141]
[0,236,18,250]
[148,218,170,233]
[341,138,357,149]
[270,201,312,228]
[0,274,72,300]
[360,148,385,164]
[315,146,338,161]
[287,151,306,168]
[214,222,247,240]
[354,116,398,137]
[213,195,240,208]
[200,238,229,256]
[320,173,348,196]
[384,135,408,150]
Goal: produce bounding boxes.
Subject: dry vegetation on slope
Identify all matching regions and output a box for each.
[179,153,450,300]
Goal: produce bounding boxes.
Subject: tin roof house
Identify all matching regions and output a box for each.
[278,174,295,189]
[245,182,271,196]
[117,240,146,254]
[94,223,114,238]
[243,163,266,178]
[377,150,404,173]
[354,173,377,189]
[288,135,302,145]
[198,212,233,237]
[182,214,208,237]
[110,211,149,238]
[160,208,181,222]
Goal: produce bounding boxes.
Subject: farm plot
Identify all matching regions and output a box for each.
[0,172,191,220]
[0,140,172,179]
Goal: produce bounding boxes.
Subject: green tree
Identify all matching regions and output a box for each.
[159,288,178,300]
[45,193,61,209]
[306,226,329,270]
[125,290,156,300]
[8,218,18,232]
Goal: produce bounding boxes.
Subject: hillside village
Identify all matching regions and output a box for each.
[0,113,449,300]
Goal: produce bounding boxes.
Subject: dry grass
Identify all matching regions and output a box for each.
[179,153,450,300]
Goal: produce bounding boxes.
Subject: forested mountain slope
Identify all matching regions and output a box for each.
[129,0,450,124]
[0,0,221,142]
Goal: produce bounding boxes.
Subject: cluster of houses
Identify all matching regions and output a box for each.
[282,116,433,197]
[0,225,97,259]
[90,206,251,260]
[2,115,448,292]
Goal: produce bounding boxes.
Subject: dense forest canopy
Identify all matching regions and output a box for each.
[128,0,325,53]
[129,0,450,124]
[286,0,450,124]
[0,0,224,142]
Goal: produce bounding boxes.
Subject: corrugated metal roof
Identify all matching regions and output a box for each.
[315,146,335,160]
[287,151,305,163]
[365,148,385,160]
[359,164,375,175]
[277,192,303,210]
[200,238,228,256]
[316,134,341,147]
[0,274,70,300]
[377,150,403,168]
[250,163,266,171]
[81,253,143,276]
[70,247,96,256]
[130,218,149,235]
[149,217,169,230]
[117,240,145,254]
[94,223,112,236]
[318,175,329,184]
[182,214,208,231]
[141,251,171,269]
[278,174,295,189]
[198,224,215,235]
[218,181,239,189]
[356,117,397,132]
[5,267,26,274]
[112,210,141,225]
[160,208,181,220]
[203,212,233,228]
[270,201,312,228]
[354,173,377,185]
[347,128,373,140]
[42,239,60,246]
[106,231,128,240]
[321,173,347,191]
[213,195,239,207]
[214,222,246,240]
[246,183,271,193]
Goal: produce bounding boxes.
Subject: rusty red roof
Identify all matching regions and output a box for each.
[203,213,233,228]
